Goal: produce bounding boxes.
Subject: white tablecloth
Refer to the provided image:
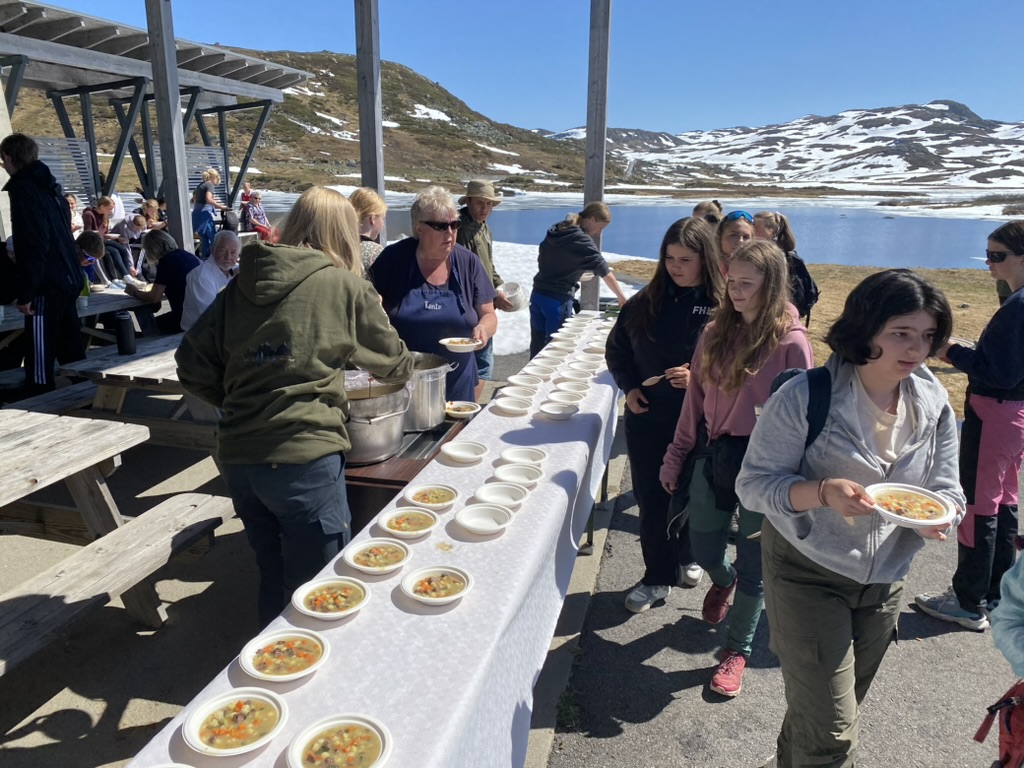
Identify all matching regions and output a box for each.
[129,319,619,768]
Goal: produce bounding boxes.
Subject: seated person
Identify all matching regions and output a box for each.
[75,230,112,288]
[83,195,135,284]
[112,213,148,245]
[138,198,166,231]
[66,193,83,234]
[181,230,240,330]
[242,190,274,241]
[124,230,200,334]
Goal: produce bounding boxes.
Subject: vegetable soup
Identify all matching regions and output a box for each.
[875,490,946,520]
[386,511,434,533]
[413,572,466,599]
[303,582,365,613]
[302,723,383,766]
[411,487,455,505]
[354,543,406,568]
[252,637,323,676]
[198,697,279,750]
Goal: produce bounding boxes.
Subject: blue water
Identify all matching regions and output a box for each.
[262,192,1000,270]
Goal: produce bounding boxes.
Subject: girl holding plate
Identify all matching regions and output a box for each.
[736,269,964,767]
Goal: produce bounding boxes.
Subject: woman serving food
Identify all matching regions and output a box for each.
[369,186,497,402]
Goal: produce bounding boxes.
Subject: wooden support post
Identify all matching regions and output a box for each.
[355,0,387,243]
[581,0,611,311]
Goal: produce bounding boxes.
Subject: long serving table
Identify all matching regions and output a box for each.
[128,313,620,768]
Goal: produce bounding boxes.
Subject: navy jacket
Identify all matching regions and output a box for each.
[532,223,610,298]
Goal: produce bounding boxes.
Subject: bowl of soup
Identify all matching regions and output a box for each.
[474,482,530,511]
[184,687,287,756]
[455,504,514,536]
[402,483,460,511]
[445,400,481,419]
[292,577,369,619]
[439,440,487,464]
[500,446,548,466]
[401,565,474,606]
[439,336,483,353]
[286,713,392,768]
[343,538,411,575]
[494,463,544,488]
[864,483,955,528]
[377,507,440,539]
[240,628,330,682]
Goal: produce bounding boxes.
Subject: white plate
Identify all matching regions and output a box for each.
[402,483,460,511]
[555,381,590,394]
[556,370,594,382]
[535,349,569,362]
[438,336,483,353]
[507,374,543,388]
[455,503,514,535]
[540,402,579,420]
[291,577,369,619]
[401,565,474,606]
[573,353,604,363]
[547,341,576,352]
[494,463,544,488]
[445,400,481,419]
[439,440,487,464]
[491,397,531,416]
[548,391,585,405]
[343,538,411,575]
[551,330,582,340]
[183,687,288,757]
[498,386,536,399]
[239,628,330,682]
[474,482,530,510]
[521,364,555,380]
[377,507,440,538]
[864,482,956,528]
[286,713,392,768]
[500,446,548,466]
[568,360,601,373]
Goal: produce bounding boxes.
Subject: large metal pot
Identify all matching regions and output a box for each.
[345,381,410,466]
[404,352,454,432]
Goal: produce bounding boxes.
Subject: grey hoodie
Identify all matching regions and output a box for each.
[736,354,966,584]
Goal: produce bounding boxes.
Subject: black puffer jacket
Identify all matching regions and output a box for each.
[3,159,81,304]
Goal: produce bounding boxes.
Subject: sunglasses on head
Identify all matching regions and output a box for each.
[723,211,753,224]
[422,220,461,232]
[986,249,1017,263]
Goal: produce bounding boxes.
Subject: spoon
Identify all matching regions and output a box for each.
[641,374,665,387]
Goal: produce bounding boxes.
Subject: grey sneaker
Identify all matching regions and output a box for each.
[914,588,989,631]
[624,583,671,613]
[683,563,704,587]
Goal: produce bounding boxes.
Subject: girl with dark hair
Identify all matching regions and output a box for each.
[916,221,1024,631]
[606,217,723,613]
[659,239,813,698]
[737,268,963,766]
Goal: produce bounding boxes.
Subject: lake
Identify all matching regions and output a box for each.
[260,192,1002,271]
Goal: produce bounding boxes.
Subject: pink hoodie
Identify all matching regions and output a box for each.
[659,317,813,486]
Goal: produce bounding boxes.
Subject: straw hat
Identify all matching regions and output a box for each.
[458,180,502,206]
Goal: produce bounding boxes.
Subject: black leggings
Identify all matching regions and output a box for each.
[103,241,133,279]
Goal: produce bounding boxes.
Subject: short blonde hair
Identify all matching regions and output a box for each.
[277,186,361,274]
[410,186,456,231]
[349,187,387,222]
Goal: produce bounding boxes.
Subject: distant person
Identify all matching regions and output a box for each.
[714,210,755,275]
[181,230,240,331]
[240,180,252,209]
[738,269,961,766]
[65,193,83,234]
[369,186,497,402]
[349,187,387,269]
[139,198,166,231]
[754,210,820,324]
[0,133,85,394]
[124,229,200,334]
[112,213,148,246]
[607,217,723,613]
[98,171,125,223]
[916,221,1024,631]
[192,167,229,258]
[457,180,514,400]
[175,186,414,627]
[660,239,813,699]
[693,199,723,226]
[82,195,135,285]
[76,230,111,288]
[241,190,274,242]
[529,202,627,357]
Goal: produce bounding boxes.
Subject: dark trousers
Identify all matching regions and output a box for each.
[953,504,1019,611]
[624,407,693,586]
[103,241,133,279]
[23,293,85,393]
[529,292,572,358]
[220,453,351,628]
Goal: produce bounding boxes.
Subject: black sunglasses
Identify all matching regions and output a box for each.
[422,220,461,232]
[723,211,753,224]
[986,249,1017,263]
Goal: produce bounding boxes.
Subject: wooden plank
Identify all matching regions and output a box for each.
[0,493,234,676]
[0,500,106,545]
[3,380,98,414]
[580,0,611,311]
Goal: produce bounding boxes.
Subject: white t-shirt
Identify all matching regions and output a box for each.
[852,369,916,471]
[180,257,231,330]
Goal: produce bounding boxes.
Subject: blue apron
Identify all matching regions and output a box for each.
[392,256,478,402]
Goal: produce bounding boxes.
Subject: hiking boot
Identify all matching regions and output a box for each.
[914,588,989,631]
[702,576,736,625]
[710,648,746,697]
[683,563,704,587]
[624,583,670,613]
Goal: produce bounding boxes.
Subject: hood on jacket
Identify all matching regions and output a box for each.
[235,241,337,306]
[3,159,61,195]
[543,222,592,252]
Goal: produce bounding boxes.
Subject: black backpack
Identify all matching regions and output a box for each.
[770,366,831,447]
[786,251,820,325]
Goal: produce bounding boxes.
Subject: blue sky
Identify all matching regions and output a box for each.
[44,0,1024,134]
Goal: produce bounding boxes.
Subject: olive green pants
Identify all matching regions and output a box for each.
[761,521,902,768]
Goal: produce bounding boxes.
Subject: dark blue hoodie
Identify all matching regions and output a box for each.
[532,222,611,299]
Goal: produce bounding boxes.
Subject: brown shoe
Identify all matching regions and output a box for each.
[702,576,736,625]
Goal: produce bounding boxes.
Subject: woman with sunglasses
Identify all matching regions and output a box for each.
[915,221,1024,631]
[660,239,813,698]
[607,217,723,613]
[529,202,627,357]
[716,210,756,275]
[369,186,497,402]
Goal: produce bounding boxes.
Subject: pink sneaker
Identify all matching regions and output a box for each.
[702,576,736,625]
[710,649,746,697]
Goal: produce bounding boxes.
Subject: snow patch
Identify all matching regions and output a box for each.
[474,142,519,156]
[409,104,452,122]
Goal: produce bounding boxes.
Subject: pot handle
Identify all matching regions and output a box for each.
[348,409,409,426]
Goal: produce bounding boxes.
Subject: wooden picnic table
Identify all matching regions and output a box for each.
[0,291,157,351]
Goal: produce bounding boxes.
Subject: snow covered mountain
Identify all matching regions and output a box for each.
[554,101,1024,188]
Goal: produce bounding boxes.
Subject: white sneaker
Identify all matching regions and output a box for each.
[683,563,704,587]
[624,583,670,613]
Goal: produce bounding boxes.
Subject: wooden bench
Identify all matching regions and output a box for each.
[3,380,99,415]
[0,492,234,676]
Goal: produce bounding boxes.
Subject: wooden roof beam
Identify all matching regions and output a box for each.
[59,25,123,50]
[175,46,206,66]
[204,59,249,78]
[0,4,32,27]
[93,32,149,56]
[184,52,228,73]
[1,5,44,34]
[18,17,83,42]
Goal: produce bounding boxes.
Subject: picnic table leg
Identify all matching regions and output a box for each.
[92,383,127,414]
[64,465,168,628]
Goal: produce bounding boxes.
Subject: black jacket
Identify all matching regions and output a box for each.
[532,223,610,298]
[3,159,81,304]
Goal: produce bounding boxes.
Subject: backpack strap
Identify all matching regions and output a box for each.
[804,367,831,448]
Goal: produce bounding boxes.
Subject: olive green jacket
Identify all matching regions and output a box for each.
[457,208,503,289]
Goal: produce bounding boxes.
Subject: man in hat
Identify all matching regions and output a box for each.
[457,180,512,399]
